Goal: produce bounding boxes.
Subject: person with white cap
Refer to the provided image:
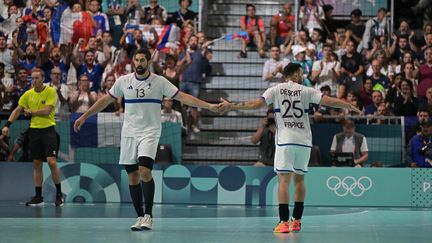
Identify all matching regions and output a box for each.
[292,45,313,87]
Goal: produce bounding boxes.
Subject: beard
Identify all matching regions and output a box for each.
[136,66,146,75]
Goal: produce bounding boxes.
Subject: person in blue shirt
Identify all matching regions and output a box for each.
[72,39,111,92]
[406,120,432,168]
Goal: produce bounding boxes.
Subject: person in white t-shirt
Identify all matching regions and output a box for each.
[219,63,360,234]
[310,44,341,96]
[73,49,220,231]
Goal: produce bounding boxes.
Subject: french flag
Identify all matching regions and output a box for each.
[157,24,179,53]
[51,2,94,45]
[70,113,122,148]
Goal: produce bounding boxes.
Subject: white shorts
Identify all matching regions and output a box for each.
[274,145,311,175]
[119,136,159,165]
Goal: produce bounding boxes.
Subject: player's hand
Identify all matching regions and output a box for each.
[73,117,86,133]
[218,98,232,114]
[2,126,9,137]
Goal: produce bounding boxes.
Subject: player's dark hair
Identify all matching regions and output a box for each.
[283,63,302,77]
[134,49,152,61]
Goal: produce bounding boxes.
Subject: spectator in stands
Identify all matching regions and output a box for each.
[403,62,419,95]
[161,97,184,128]
[369,59,390,91]
[49,67,69,118]
[291,45,313,87]
[310,44,340,96]
[312,85,338,122]
[251,109,275,167]
[179,35,210,133]
[365,36,390,63]
[390,34,417,64]
[340,40,365,93]
[386,73,404,110]
[418,47,432,99]
[262,45,289,86]
[359,78,374,108]
[309,28,323,59]
[4,68,30,111]
[321,4,336,41]
[167,0,197,28]
[406,108,430,144]
[0,62,13,110]
[339,91,362,116]
[239,4,266,58]
[420,87,432,114]
[89,0,110,36]
[105,0,125,47]
[362,8,388,52]
[395,52,419,75]
[69,74,98,113]
[152,51,191,89]
[394,79,419,116]
[120,27,158,59]
[330,119,369,167]
[13,43,38,82]
[299,0,324,32]
[143,0,167,24]
[40,40,71,84]
[369,102,391,125]
[365,90,383,115]
[418,33,432,64]
[99,74,123,114]
[124,0,144,26]
[270,3,294,47]
[345,9,365,48]
[0,33,13,77]
[406,120,432,168]
[72,41,111,92]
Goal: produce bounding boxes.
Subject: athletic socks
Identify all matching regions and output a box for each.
[142,179,155,217]
[129,183,144,217]
[55,183,62,195]
[35,186,42,198]
[279,204,289,222]
[293,202,304,220]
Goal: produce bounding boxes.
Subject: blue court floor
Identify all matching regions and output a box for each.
[0,202,430,243]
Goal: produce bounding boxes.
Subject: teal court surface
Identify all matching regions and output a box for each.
[0,203,431,243]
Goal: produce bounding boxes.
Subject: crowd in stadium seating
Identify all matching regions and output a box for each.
[0,0,208,133]
[249,1,432,126]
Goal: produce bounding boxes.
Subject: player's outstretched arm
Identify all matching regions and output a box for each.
[174,91,219,113]
[219,97,266,113]
[73,94,116,132]
[320,95,361,114]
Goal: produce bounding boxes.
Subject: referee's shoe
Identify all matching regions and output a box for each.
[25,196,44,207]
[55,194,64,207]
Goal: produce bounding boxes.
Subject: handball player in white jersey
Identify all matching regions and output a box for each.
[219,63,360,233]
[73,49,220,231]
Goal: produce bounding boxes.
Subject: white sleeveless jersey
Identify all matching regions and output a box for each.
[108,73,179,138]
[262,81,322,147]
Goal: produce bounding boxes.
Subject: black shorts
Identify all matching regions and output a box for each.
[28,126,59,161]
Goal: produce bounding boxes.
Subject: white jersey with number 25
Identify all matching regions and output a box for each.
[262,81,322,147]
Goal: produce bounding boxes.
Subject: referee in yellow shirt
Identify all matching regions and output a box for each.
[2,68,64,207]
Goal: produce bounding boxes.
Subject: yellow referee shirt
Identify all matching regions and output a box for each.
[18,85,57,128]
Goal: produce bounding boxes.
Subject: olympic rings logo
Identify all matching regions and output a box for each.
[326,176,373,197]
